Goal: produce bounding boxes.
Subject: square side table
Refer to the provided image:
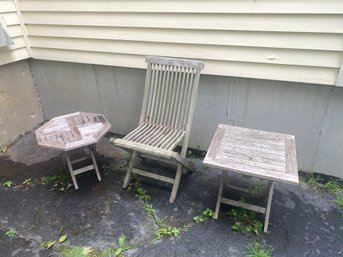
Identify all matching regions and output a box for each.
[203,124,299,232]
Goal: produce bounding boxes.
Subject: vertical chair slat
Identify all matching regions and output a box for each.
[173,66,185,129]
[175,66,188,130]
[145,64,156,123]
[156,64,164,124]
[151,64,162,124]
[178,67,191,129]
[156,65,167,125]
[182,68,195,129]
[166,65,178,127]
[149,64,160,124]
[162,65,174,126]
[139,63,152,124]
[160,65,171,126]
[170,66,183,129]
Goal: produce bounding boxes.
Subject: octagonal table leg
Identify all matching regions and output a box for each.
[63,152,79,190]
[89,144,101,182]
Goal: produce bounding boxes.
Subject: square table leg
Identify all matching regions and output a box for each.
[214,173,224,219]
[264,181,275,233]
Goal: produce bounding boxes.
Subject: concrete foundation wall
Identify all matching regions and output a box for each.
[0,61,43,147]
[30,60,343,178]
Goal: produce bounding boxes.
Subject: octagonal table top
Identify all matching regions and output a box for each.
[35,112,112,151]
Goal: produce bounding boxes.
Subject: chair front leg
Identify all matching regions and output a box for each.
[122,151,137,189]
[169,163,183,203]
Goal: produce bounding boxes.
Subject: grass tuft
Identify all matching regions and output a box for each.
[246,241,274,257]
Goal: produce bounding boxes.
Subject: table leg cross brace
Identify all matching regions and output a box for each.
[214,174,275,233]
[63,144,102,189]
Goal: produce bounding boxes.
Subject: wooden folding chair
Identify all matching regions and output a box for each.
[112,56,204,203]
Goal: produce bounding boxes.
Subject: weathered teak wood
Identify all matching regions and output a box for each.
[204,124,299,233]
[35,112,111,189]
[112,56,204,203]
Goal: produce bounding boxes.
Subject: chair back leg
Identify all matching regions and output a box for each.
[123,151,137,189]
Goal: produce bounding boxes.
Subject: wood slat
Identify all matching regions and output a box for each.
[223,132,286,148]
[132,168,175,184]
[221,146,286,163]
[285,137,299,182]
[73,164,95,175]
[216,151,286,173]
[19,0,343,14]
[124,123,184,150]
[22,12,343,33]
[221,197,266,214]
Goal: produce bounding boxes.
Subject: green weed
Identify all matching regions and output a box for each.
[302,173,343,196]
[114,235,132,257]
[135,187,150,202]
[193,208,215,223]
[250,180,265,195]
[227,208,263,235]
[40,173,72,192]
[58,246,92,257]
[306,173,323,191]
[40,176,57,185]
[3,181,14,188]
[4,228,17,238]
[246,241,274,257]
[133,179,190,240]
[23,178,33,186]
[145,204,155,216]
[335,196,343,208]
[334,196,343,217]
[156,226,181,239]
[325,179,342,195]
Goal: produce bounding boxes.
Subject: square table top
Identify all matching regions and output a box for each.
[203,124,299,185]
[35,112,111,151]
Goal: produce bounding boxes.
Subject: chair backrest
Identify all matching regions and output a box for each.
[140,56,204,134]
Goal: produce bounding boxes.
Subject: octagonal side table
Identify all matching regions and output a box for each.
[35,112,112,189]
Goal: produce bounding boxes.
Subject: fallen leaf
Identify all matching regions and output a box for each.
[58,234,67,243]
[40,240,56,249]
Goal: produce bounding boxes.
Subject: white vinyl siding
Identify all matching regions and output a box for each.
[0,0,30,65]
[11,0,343,85]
